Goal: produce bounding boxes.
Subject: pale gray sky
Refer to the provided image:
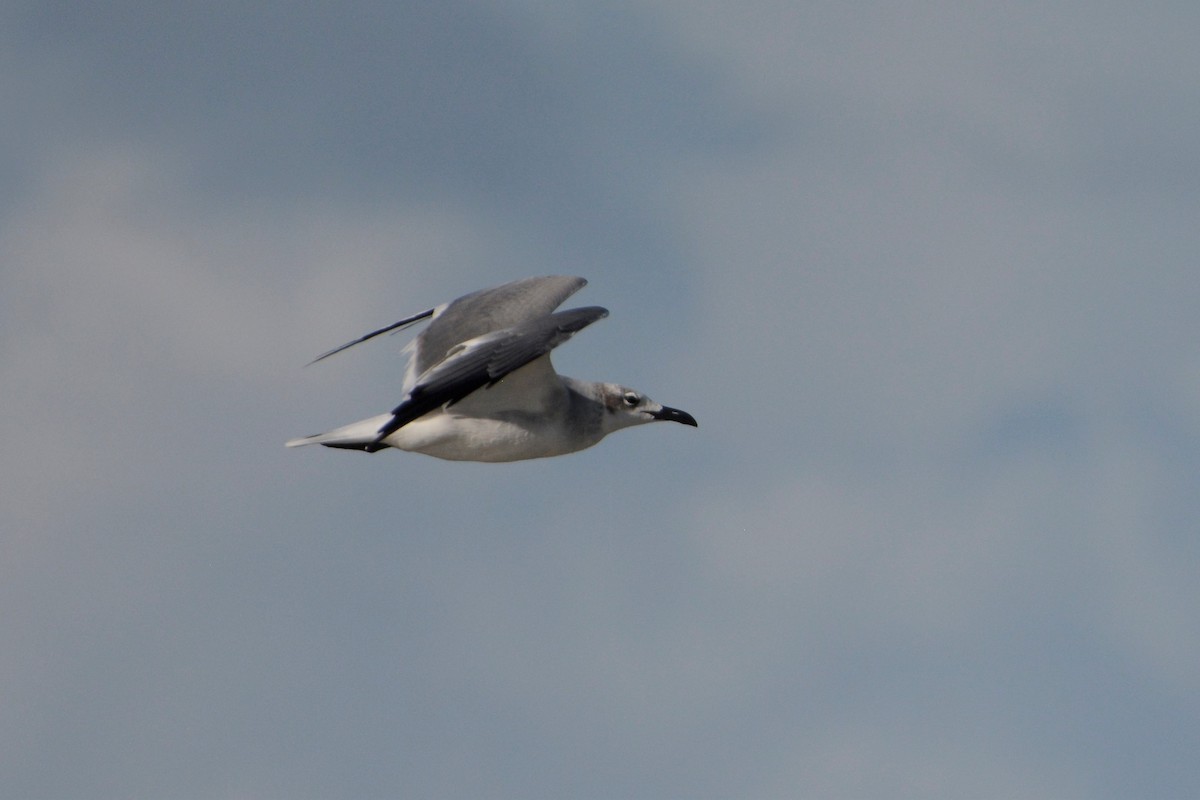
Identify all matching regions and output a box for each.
[3,2,1199,798]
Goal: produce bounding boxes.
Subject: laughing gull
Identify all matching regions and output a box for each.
[286,276,697,461]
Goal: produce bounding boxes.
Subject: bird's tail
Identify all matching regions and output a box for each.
[285,413,393,452]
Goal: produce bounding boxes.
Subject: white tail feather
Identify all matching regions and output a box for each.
[285,413,392,448]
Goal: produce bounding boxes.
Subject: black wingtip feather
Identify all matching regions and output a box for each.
[304,307,435,366]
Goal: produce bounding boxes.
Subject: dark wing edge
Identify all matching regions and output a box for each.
[304,307,435,367]
[374,305,608,442]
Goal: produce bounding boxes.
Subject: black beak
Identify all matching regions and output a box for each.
[650,405,698,427]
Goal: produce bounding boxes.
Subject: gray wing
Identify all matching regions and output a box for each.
[374,305,608,442]
[303,276,587,369]
[412,276,587,376]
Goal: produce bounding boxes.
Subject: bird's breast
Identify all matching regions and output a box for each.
[382,410,588,462]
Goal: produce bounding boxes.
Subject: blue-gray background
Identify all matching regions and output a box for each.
[4,3,1199,798]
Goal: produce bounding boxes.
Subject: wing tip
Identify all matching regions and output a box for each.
[302,307,436,366]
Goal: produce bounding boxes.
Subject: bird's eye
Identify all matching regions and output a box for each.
[622,391,640,407]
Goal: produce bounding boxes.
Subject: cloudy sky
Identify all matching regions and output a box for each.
[4,2,1199,797]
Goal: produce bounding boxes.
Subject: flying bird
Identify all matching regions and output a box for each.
[286,276,697,461]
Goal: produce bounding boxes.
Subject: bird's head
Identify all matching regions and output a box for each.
[597,383,698,434]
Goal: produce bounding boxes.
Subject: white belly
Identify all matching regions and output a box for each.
[382,411,588,462]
